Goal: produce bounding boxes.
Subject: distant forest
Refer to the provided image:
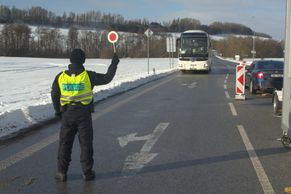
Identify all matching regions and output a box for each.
[0,5,283,58]
[0,6,271,37]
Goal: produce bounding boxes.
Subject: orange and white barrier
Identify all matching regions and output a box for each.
[235,62,246,100]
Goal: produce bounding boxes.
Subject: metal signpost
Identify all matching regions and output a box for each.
[144,28,153,74]
[281,0,291,146]
[166,37,176,68]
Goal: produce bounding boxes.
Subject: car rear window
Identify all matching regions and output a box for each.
[257,61,284,69]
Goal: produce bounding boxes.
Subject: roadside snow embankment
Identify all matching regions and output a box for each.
[0,57,177,140]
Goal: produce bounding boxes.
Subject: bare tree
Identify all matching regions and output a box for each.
[67,26,79,51]
[79,30,99,58]
[33,27,65,57]
[1,23,31,56]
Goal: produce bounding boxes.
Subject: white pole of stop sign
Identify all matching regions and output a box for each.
[144,29,153,74]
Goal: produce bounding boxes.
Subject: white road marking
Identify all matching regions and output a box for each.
[0,77,174,172]
[122,152,158,175]
[122,123,169,175]
[181,82,197,89]
[188,82,197,89]
[0,133,58,172]
[224,74,229,84]
[276,138,282,141]
[140,123,169,152]
[237,125,275,194]
[229,102,238,116]
[224,74,230,99]
[118,133,151,147]
[225,91,230,99]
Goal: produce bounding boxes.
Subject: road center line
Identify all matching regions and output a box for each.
[228,102,238,116]
[237,125,275,194]
[0,76,174,172]
[225,91,230,99]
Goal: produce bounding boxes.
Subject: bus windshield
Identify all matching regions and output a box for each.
[180,37,208,57]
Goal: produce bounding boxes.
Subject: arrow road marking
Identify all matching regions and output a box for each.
[120,122,169,175]
[118,133,152,147]
[140,123,169,152]
[123,152,158,175]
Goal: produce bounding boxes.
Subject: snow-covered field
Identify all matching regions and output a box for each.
[0,57,177,139]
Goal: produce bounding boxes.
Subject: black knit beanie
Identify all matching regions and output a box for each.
[70,49,86,65]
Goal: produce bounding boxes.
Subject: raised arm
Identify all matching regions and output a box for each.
[89,53,120,86]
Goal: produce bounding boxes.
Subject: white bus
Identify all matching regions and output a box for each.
[177,30,211,73]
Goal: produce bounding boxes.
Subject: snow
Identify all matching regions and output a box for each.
[210,34,270,41]
[0,57,177,139]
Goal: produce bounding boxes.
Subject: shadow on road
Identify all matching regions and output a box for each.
[88,146,290,180]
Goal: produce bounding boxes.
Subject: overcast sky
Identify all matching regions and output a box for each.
[0,0,286,40]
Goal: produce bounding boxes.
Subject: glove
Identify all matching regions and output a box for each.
[111,53,120,65]
[55,112,62,119]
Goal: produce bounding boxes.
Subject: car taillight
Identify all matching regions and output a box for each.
[256,72,264,79]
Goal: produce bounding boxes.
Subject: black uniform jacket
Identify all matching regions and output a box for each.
[51,56,119,114]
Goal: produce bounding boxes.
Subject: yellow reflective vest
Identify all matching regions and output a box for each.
[58,70,93,106]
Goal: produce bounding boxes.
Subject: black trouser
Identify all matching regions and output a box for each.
[57,105,94,175]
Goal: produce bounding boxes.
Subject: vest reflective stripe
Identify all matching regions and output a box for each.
[60,92,93,104]
[58,70,93,106]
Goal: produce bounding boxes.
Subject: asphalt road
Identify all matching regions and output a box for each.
[0,57,290,194]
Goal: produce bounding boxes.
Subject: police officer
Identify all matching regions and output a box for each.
[51,49,119,181]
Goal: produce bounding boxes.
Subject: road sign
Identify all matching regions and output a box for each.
[235,62,246,100]
[107,31,118,43]
[144,28,153,37]
[107,31,118,53]
[166,37,176,52]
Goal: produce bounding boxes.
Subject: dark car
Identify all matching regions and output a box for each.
[245,60,283,94]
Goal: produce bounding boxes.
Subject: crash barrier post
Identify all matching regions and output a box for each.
[235,62,246,100]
